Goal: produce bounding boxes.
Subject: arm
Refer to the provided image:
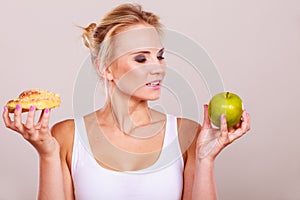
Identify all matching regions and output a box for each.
[181,123,217,200]
[182,143,218,200]
[182,105,251,199]
[191,159,217,199]
[2,105,73,200]
[51,120,75,200]
[38,151,65,200]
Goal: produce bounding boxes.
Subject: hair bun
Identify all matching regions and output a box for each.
[81,23,97,48]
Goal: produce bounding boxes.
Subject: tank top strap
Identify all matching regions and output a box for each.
[139,114,183,173]
[164,114,178,145]
[74,117,92,154]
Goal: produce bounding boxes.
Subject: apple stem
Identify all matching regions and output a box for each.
[226,92,229,98]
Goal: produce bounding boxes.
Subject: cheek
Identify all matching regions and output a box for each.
[114,67,148,95]
[111,59,134,79]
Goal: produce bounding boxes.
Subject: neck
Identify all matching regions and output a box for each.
[104,87,152,134]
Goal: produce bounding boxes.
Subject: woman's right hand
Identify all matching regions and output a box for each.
[2,104,59,158]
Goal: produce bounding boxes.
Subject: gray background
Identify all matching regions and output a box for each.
[0,0,299,199]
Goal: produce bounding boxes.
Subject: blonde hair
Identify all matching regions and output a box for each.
[81,3,163,73]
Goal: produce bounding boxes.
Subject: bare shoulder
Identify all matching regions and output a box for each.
[177,118,201,134]
[177,118,201,147]
[176,117,201,160]
[51,119,75,162]
[51,119,75,143]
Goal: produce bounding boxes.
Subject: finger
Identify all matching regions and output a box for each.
[2,106,13,128]
[228,111,251,141]
[38,108,50,133]
[241,110,251,132]
[14,104,24,132]
[218,114,230,145]
[25,105,36,130]
[220,114,228,133]
[35,109,44,127]
[202,104,211,128]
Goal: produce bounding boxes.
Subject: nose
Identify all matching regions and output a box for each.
[149,64,166,76]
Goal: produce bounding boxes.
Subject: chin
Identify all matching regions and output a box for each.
[133,94,161,101]
[147,92,162,101]
[131,89,161,101]
[148,96,160,101]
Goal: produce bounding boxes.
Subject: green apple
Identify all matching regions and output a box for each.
[208,92,243,127]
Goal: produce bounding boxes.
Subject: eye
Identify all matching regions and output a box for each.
[157,50,165,60]
[157,55,165,60]
[134,54,146,63]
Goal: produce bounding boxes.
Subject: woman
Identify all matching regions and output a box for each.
[2,3,250,200]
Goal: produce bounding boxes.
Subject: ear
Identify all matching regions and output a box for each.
[93,58,114,81]
[104,66,114,81]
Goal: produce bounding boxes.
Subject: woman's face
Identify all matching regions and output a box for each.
[106,24,166,101]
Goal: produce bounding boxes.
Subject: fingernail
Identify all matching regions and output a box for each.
[30,105,35,112]
[3,106,7,112]
[45,108,49,113]
[16,104,21,110]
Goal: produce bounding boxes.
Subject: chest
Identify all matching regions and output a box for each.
[87,124,166,171]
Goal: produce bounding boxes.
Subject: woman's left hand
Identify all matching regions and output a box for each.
[196,104,251,161]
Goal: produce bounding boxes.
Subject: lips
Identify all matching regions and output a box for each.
[146,80,161,87]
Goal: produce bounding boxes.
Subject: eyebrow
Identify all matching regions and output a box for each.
[130,48,165,55]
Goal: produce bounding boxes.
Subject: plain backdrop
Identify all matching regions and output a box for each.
[1,0,300,199]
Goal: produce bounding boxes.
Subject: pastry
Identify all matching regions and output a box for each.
[6,88,61,113]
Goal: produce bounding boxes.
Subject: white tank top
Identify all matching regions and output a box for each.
[71,114,184,200]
